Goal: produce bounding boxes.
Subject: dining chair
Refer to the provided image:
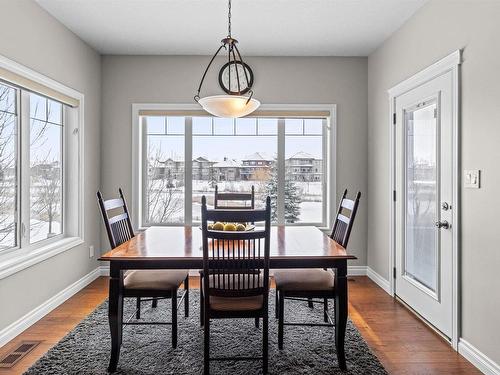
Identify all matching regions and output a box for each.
[200,195,271,375]
[273,189,361,350]
[97,188,189,348]
[214,184,255,209]
[198,184,256,325]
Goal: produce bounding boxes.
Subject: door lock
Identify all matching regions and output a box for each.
[441,202,451,211]
[435,220,450,229]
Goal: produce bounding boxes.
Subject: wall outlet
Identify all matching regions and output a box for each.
[89,245,94,258]
[464,169,480,189]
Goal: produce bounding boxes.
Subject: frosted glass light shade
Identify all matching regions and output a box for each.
[198,95,260,118]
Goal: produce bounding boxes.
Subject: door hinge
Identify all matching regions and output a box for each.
[393,267,397,279]
[393,112,396,125]
[393,190,396,201]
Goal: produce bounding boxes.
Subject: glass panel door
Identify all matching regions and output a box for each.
[404,101,438,293]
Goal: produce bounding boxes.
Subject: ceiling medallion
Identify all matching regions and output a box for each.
[194,0,260,118]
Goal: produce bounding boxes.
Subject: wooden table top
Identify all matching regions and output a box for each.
[99,226,356,262]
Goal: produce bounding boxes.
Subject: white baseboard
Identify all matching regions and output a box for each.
[102,266,368,277]
[0,267,101,348]
[347,266,367,276]
[366,267,391,295]
[459,339,500,375]
[100,265,110,276]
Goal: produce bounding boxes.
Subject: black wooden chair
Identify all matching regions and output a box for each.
[200,195,271,375]
[214,185,255,209]
[198,184,256,325]
[97,188,189,348]
[273,189,361,350]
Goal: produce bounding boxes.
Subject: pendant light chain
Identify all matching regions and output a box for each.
[228,0,232,37]
[194,0,259,117]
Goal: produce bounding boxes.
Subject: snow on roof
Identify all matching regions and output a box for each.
[193,156,212,162]
[242,152,274,161]
[213,159,241,168]
[287,151,318,160]
[158,157,183,163]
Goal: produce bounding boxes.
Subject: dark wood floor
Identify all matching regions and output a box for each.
[0,276,480,374]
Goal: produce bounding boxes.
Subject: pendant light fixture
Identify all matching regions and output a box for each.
[194,0,260,118]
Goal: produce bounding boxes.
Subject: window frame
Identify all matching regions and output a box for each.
[132,104,337,230]
[0,54,85,280]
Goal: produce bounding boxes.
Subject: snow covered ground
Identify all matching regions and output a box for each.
[191,200,321,223]
[147,179,323,224]
[0,216,61,250]
[191,180,322,223]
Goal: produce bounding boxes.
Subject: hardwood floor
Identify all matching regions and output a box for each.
[0,277,108,375]
[0,276,480,374]
[347,277,479,374]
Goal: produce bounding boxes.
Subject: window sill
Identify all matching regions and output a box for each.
[0,237,84,280]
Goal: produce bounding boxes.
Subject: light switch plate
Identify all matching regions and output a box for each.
[464,169,480,189]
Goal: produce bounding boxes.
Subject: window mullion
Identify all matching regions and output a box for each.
[141,116,148,227]
[19,91,31,247]
[322,118,328,227]
[277,118,285,225]
[184,117,193,225]
[13,88,21,249]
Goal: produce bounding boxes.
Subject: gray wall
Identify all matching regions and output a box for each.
[100,55,368,265]
[0,0,101,331]
[367,0,500,364]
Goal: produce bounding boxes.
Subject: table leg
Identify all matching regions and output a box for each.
[334,261,348,370]
[108,264,123,373]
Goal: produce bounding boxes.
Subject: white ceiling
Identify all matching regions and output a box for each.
[36,0,427,56]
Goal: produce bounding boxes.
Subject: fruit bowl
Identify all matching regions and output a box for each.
[201,222,255,232]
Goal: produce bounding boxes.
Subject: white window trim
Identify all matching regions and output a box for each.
[0,54,85,280]
[131,103,337,231]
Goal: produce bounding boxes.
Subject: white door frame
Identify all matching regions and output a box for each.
[388,50,461,350]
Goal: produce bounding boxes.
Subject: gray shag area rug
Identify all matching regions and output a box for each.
[25,291,387,374]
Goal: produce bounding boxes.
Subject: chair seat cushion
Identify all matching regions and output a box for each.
[209,295,264,311]
[274,268,335,291]
[124,270,188,290]
[202,272,266,311]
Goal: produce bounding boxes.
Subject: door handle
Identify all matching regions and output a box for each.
[435,220,450,229]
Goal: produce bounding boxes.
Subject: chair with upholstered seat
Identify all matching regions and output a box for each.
[199,184,256,326]
[200,195,271,374]
[274,189,360,350]
[97,188,189,348]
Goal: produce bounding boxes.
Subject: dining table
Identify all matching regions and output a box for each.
[99,225,357,372]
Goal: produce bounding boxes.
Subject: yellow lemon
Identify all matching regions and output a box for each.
[212,222,224,231]
[224,223,237,231]
[207,223,214,230]
[236,224,246,231]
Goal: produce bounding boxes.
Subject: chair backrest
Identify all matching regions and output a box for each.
[214,185,255,209]
[97,188,135,249]
[201,195,271,300]
[330,189,361,248]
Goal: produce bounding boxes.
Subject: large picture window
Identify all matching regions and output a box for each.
[0,82,68,253]
[139,111,330,227]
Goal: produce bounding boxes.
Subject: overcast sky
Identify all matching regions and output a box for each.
[147,116,323,161]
